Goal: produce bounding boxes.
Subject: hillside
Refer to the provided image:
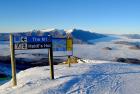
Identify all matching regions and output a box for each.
[1,59,140,94]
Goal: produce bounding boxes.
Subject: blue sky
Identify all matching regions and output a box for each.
[0,0,140,34]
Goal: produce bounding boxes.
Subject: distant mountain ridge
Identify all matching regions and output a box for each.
[0,29,107,44]
[70,29,106,44]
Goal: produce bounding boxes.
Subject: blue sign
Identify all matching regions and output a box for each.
[52,38,67,51]
[14,36,51,43]
[13,35,52,50]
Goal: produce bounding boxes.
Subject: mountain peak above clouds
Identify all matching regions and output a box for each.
[41,28,57,32]
[65,28,77,33]
[64,29,107,44]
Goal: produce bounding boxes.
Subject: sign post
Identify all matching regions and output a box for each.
[67,37,73,67]
[10,34,17,86]
[68,56,71,67]
[48,35,54,80]
[48,42,54,80]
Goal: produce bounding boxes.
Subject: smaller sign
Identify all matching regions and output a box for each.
[67,39,73,51]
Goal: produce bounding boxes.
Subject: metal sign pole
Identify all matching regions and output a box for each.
[67,35,72,67]
[10,34,17,86]
[68,56,71,67]
[48,36,54,80]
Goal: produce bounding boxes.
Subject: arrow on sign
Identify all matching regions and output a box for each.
[21,37,27,42]
[22,38,26,42]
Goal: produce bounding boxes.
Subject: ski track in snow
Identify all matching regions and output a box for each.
[65,64,124,94]
[33,62,140,94]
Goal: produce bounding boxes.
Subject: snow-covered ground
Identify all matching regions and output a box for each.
[1,59,140,94]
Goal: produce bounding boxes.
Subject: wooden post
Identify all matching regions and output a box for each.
[68,56,71,67]
[10,34,17,86]
[48,39,54,80]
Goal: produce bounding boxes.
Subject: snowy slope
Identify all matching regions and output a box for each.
[1,60,140,94]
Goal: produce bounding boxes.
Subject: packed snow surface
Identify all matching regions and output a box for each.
[1,60,140,94]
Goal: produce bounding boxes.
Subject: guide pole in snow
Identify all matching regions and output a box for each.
[10,34,17,86]
[48,35,54,80]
